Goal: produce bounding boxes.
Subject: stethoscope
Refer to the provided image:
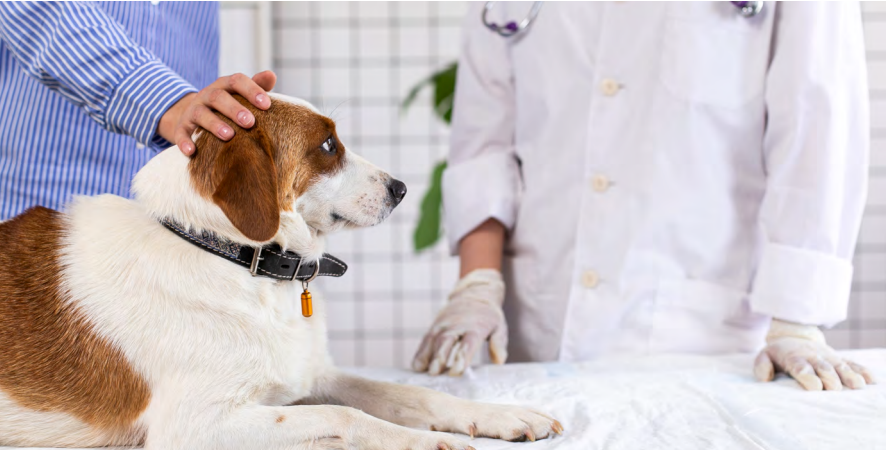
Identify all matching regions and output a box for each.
[482,1,764,38]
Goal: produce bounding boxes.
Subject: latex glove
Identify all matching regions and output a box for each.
[412,269,508,376]
[754,319,877,391]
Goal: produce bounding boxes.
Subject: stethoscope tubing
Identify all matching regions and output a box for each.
[482,1,763,38]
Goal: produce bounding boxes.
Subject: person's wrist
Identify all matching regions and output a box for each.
[454,268,502,290]
[449,268,505,308]
[766,318,826,344]
[157,93,195,144]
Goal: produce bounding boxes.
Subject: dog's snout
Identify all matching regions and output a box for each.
[387,179,407,206]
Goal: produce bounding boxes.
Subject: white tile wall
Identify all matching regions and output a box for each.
[219,2,272,76]
[273,2,464,367]
[270,2,886,367]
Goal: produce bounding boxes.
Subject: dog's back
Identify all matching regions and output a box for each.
[0,207,149,446]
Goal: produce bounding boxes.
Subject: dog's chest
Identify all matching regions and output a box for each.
[252,287,330,405]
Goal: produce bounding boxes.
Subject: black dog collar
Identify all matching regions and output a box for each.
[160,219,347,281]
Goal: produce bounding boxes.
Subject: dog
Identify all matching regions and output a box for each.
[0,93,562,449]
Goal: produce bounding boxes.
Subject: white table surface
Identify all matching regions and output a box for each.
[350,350,886,450]
[5,350,885,450]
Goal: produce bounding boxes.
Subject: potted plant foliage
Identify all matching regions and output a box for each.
[402,62,457,252]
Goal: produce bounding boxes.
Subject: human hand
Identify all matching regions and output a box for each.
[158,71,277,156]
[753,319,876,391]
[412,269,508,376]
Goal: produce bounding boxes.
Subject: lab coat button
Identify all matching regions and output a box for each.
[600,79,620,96]
[592,175,610,192]
[581,270,599,288]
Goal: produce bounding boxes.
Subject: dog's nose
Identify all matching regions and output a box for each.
[387,179,407,206]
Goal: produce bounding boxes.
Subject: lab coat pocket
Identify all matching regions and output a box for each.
[659,16,767,109]
[651,279,769,354]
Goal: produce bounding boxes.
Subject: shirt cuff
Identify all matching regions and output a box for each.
[442,152,521,255]
[749,242,853,327]
[105,60,198,152]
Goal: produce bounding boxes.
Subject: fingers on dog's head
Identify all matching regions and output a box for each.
[188,95,345,241]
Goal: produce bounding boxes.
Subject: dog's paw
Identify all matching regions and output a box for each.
[294,436,349,450]
[353,428,473,450]
[430,401,563,442]
[405,430,474,450]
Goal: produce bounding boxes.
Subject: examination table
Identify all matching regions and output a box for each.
[353,350,886,450]
[5,350,884,450]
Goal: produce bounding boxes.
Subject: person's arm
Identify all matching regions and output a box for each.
[413,3,518,376]
[458,219,505,277]
[751,1,867,327]
[441,3,521,258]
[0,2,195,151]
[751,1,873,390]
[0,2,273,155]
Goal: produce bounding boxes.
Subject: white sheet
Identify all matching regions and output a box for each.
[352,350,886,450]
[4,350,884,450]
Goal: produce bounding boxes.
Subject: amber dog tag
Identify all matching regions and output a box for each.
[301,286,313,317]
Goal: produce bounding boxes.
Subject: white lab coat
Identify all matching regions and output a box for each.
[443,2,869,362]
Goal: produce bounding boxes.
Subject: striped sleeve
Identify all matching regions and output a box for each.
[0,1,197,150]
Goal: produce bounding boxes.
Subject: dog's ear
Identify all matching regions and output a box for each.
[208,132,280,242]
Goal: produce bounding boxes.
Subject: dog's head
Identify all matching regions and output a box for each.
[188,94,406,243]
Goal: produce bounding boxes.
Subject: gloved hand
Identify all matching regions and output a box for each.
[754,318,877,390]
[412,269,508,376]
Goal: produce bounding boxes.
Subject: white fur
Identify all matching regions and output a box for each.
[0,96,558,449]
[269,92,318,113]
[0,390,111,447]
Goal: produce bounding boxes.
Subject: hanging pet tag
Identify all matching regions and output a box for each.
[298,259,321,318]
[301,281,313,317]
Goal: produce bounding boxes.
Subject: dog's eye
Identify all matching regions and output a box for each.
[320,136,337,155]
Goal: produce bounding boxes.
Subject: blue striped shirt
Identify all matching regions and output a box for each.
[0,1,218,220]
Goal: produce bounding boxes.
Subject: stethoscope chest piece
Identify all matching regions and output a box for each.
[731,1,763,17]
[482,1,544,38]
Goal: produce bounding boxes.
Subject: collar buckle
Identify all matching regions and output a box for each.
[294,257,321,283]
[249,247,263,277]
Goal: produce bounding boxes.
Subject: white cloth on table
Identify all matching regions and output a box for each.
[355,350,886,450]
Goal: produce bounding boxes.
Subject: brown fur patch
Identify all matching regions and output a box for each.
[208,128,280,242]
[275,415,286,423]
[0,207,150,432]
[189,96,345,240]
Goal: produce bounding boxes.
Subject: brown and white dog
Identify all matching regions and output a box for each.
[0,94,561,449]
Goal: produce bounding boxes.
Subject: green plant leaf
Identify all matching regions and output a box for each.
[413,160,447,252]
[401,62,457,125]
[431,62,457,124]
[401,77,429,114]
[401,62,458,252]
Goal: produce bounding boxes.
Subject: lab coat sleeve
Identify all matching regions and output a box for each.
[749,2,869,326]
[442,3,521,256]
[0,1,197,151]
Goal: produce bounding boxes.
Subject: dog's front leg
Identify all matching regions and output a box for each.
[149,403,474,450]
[306,371,563,442]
